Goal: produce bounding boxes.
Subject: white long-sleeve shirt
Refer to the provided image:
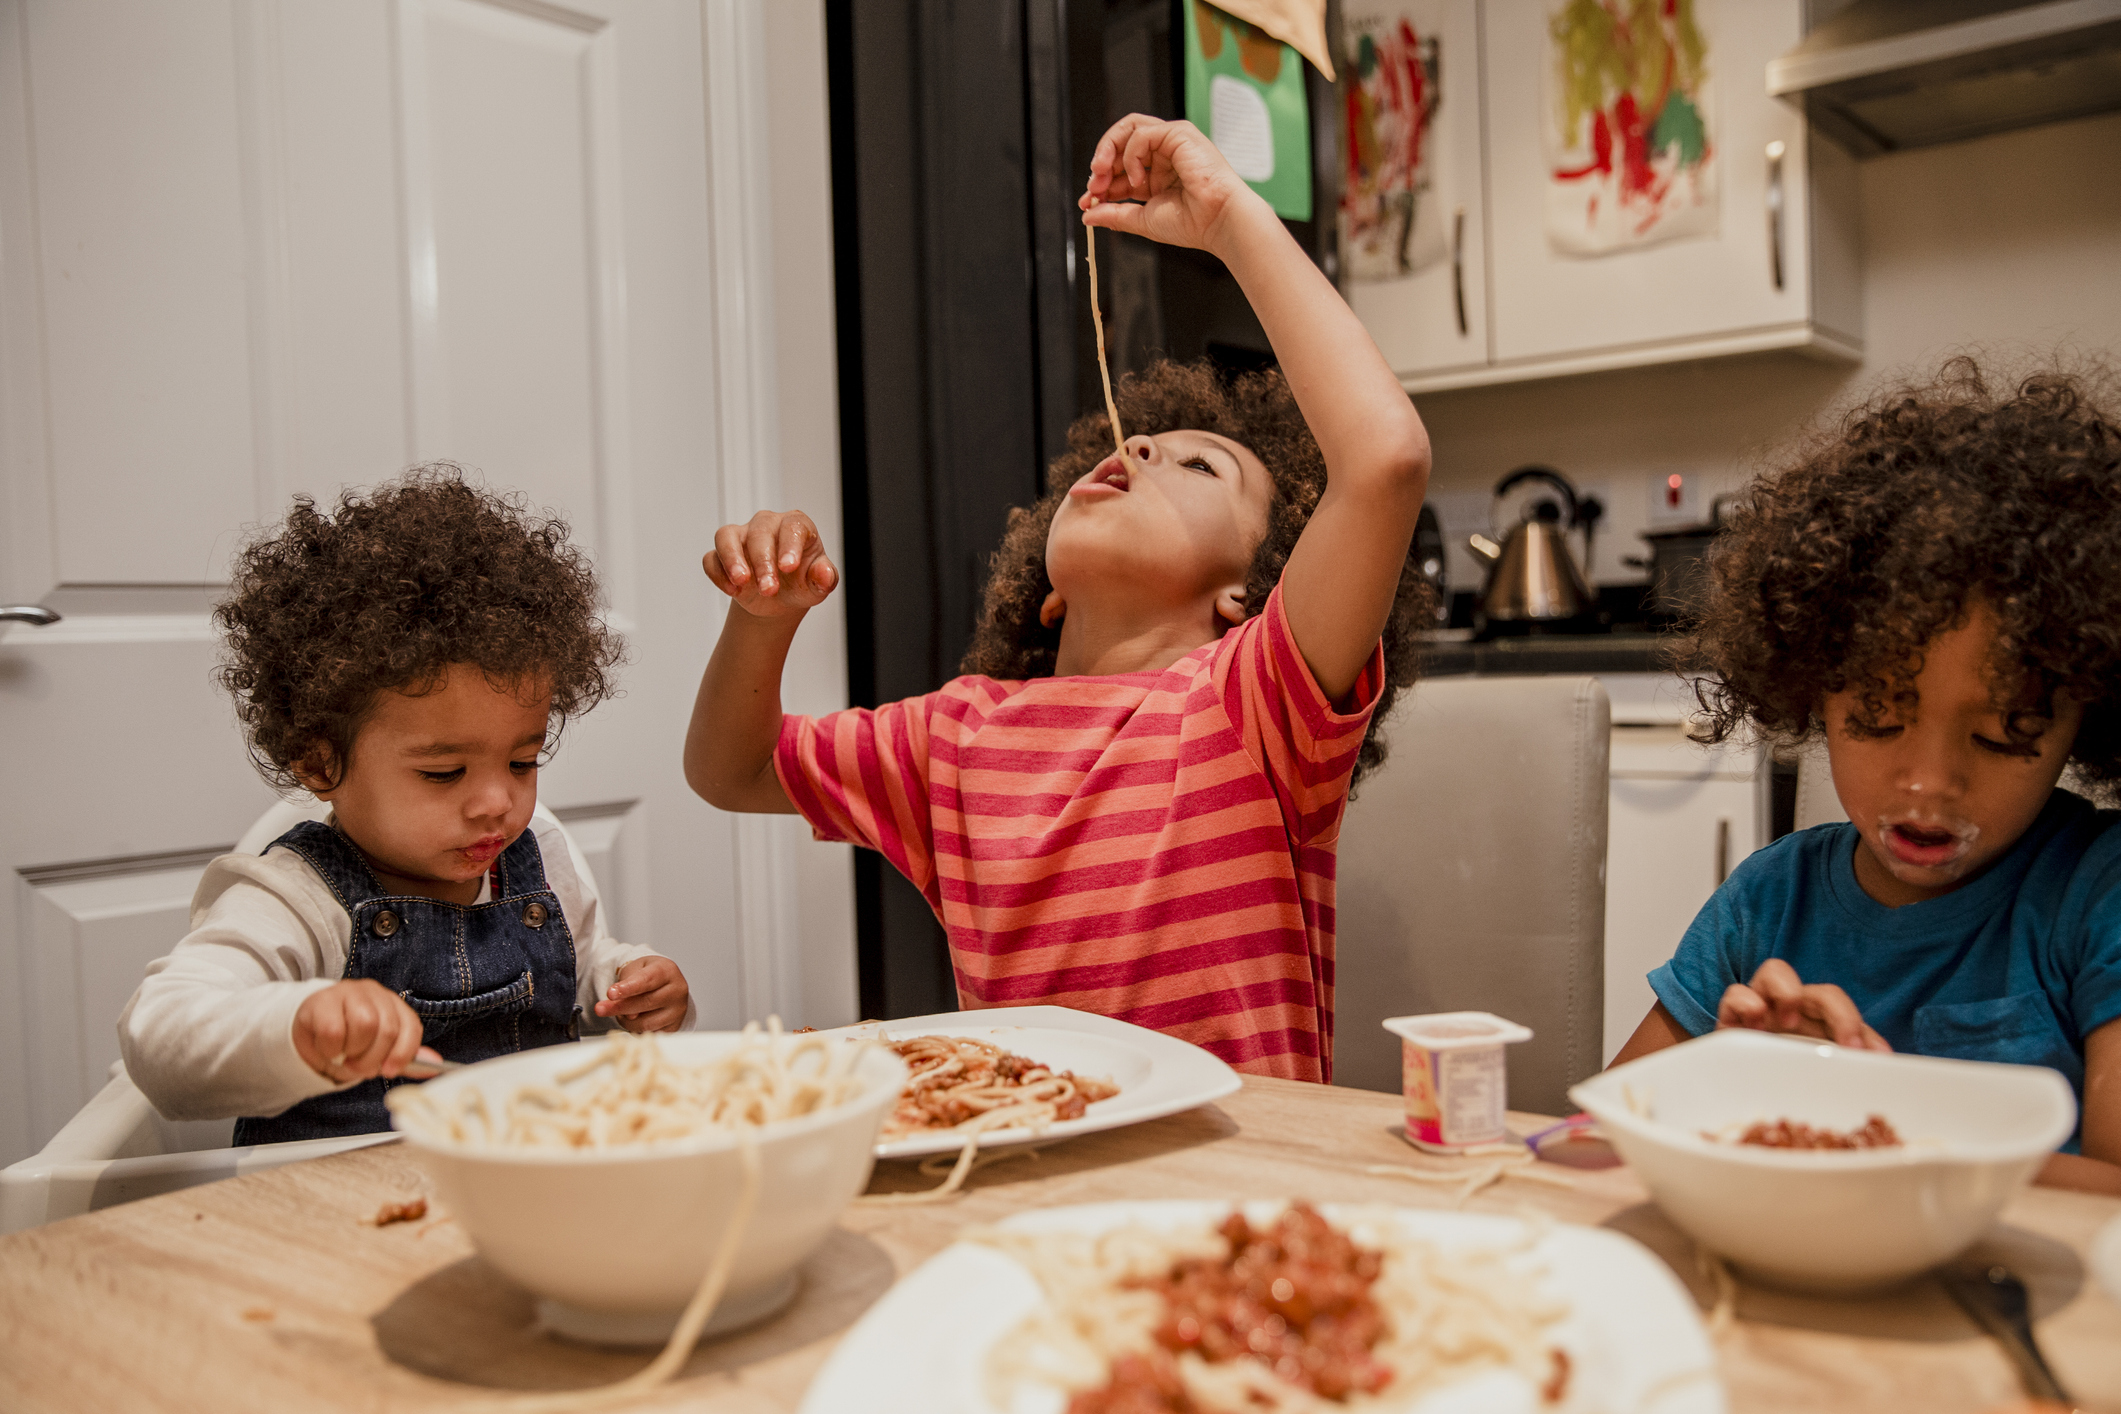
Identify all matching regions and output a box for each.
[117,808,684,1121]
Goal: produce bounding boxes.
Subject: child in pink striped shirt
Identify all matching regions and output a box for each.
[685,116,1433,1081]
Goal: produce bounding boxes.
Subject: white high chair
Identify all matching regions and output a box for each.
[1,795,575,1233]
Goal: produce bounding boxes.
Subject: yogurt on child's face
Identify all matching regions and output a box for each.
[1818,605,2083,908]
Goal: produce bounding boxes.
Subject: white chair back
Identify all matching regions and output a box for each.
[1333,675,1611,1115]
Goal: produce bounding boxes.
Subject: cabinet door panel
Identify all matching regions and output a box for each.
[1483,0,1810,365]
[1604,774,1761,1062]
[1341,0,1487,378]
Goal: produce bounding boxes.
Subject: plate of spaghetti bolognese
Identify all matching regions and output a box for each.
[824,1006,1242,1163]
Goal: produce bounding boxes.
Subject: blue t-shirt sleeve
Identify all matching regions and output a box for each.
[1649,902,1736,1036]
[1647,832,1807,1036]
[2067,842,2121,1042]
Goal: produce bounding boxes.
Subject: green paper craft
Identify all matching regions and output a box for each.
[1183,0,1312,222]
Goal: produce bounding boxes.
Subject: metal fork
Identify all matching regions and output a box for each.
[1940,1264,2075,1407]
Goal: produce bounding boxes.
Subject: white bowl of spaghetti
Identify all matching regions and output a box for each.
[1571,1029,2076,1293]
[387,1026,905,1353]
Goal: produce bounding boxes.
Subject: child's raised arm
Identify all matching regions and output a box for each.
[1082,115,1429,700]
[683,509,839,814]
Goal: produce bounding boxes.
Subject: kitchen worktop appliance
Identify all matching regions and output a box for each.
[1465,465,1605,639]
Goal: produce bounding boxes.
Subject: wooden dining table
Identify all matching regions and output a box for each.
[2,1075,2116,1413]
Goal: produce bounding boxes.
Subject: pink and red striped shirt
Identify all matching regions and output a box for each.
[775,585,1383,1082]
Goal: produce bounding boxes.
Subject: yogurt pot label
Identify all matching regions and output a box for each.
[1384,1012,1533,1152]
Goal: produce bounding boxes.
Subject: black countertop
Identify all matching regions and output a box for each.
[1417,629,1700,678]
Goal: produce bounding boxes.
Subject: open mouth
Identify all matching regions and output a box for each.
[1877,816,1977,871]
[1071,456,1131,497]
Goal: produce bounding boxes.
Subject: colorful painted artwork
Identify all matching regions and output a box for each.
[1543,0,1717,257]
[1339,4,1446,283]
[1184,0,1313,221]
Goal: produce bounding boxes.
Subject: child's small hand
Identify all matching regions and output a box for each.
[293,979,429,1083]
[704,510,839,619]
[1717,959,1892,1052]
[596,956,689,1033]
[1080,114,1261,258]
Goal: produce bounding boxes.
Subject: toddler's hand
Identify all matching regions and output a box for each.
[704,510,839,619]
[596,956,689,1033]
[1717,959,1892,1052]
[294,979,430,1083]
[1080,114,1259,257]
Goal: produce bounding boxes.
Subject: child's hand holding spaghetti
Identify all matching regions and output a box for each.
[1079,114,1259,259]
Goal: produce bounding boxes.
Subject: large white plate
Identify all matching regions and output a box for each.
[2094,1213,2121,1305]
[824,1006,1242,1161]
[800,1200,1725,1414]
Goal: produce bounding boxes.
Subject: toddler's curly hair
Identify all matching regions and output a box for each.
[962,360,1430,787]
[215,466,623,791]
[1692,356,2121,788]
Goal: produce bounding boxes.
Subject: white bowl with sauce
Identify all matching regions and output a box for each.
[393,1033,907,1344]
[1570,1029,2077,1292]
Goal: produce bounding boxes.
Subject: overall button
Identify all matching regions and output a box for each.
[522,901,549,928]
[371,909,401,938]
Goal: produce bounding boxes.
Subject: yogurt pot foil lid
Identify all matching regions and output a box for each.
[1383,1011,1534,1050]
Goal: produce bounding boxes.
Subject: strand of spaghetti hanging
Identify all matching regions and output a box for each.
[1084,215,1125,454]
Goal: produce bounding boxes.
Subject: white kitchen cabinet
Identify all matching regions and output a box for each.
[1601,714,1767,1063]
[1348,0,1862,394]
[1341,0,1489,379]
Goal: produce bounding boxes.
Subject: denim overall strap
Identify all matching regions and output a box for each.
[232,821,579,1146]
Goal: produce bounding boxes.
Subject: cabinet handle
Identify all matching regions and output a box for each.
[1716,818,1732,885]
[1451,206,1468,336]
[1765,140,1786,293]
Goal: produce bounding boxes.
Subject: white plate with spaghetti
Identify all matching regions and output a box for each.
[827,1006,1242,1162]
[800,1200,1724,1414]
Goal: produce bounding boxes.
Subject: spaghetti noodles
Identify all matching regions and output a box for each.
[385,1026,870,1411]
[975,1203,1570,1413]
[387,1021,870,1150]
[858,1034,1121,1206]
[882,1034,1120,1138]
[1087,221,1125,452]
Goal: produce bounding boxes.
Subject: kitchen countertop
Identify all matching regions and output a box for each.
[1,1077,2115,1412]
[1418,627,1704,678]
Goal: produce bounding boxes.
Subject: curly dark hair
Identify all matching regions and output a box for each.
[215,466,624,791]
[961,360,1430,787]
[1692,356,2121,789]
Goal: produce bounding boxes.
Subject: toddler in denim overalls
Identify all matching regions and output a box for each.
[119,471,694,1140]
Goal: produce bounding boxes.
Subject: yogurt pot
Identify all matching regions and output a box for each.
[1384,1012,1534,1152]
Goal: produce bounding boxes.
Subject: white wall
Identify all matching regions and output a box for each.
[1419,111,2121,592]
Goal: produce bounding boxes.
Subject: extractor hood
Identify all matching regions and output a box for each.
[1767,0,2121,156]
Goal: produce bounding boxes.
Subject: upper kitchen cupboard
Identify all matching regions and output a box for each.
[1340,0,1489,381]
[1343,0,1862,392]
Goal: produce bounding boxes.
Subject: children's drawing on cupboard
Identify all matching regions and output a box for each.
[1544,0,1718,256]
[1339,2,1446,282]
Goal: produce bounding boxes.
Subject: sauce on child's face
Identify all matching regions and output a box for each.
[1822,604,2081,909]
[302,664,550,906]
[1045,430,1273,613]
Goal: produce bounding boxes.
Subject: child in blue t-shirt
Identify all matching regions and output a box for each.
[1612,359,2121,1195]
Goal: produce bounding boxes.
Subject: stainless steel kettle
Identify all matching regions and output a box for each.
[1466,466,1594,623]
